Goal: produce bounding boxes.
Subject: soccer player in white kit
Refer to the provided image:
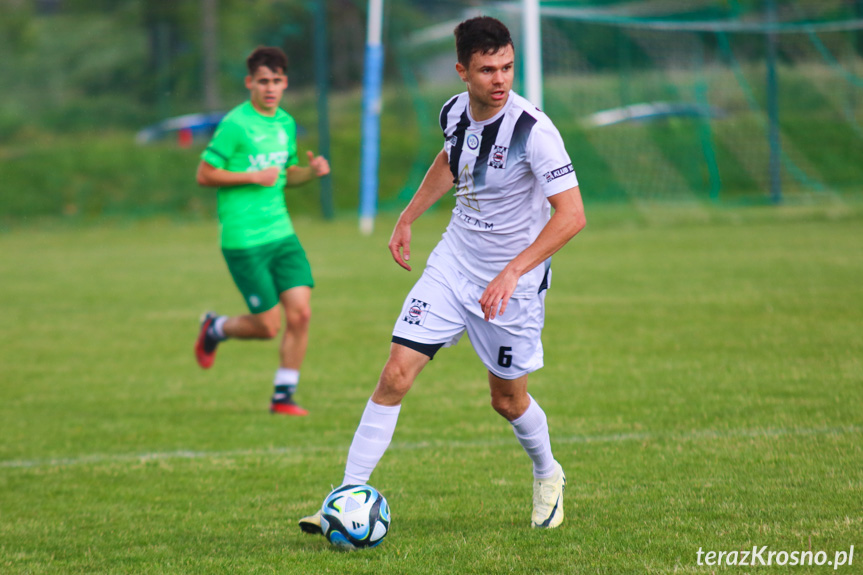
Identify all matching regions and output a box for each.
[301,15,585,531]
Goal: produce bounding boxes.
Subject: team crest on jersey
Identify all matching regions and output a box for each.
[463,132,482,156]
[489,145,508,169]
[403,299,431,325]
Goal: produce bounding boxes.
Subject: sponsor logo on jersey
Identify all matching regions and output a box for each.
[403,299,430,325]
[543,163,574,183]
[248,151,289,171]
[446,135,458,149]
[489,145,508,169]
[456,164,480,212]
[455,205,494,231]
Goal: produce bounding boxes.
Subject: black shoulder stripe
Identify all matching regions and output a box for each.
[447,109,471,182]
[471,116,503,188]
[509,111,537,158]
[439,96,459,132]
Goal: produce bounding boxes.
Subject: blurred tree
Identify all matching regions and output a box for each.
[0,0,38,52]
[201,0,219,110]
[142,0,196,110]
[328,0,365,89]
[0,0,442,132]
[856,0,863,56]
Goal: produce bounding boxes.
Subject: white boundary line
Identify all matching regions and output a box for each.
[1,425,859,470]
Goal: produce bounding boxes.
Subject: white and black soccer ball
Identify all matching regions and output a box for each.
[320,484,390,550]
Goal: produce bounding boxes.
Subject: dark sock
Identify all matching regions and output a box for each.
[273,385,296,403]
[206,317,226,342]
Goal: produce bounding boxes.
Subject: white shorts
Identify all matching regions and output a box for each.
[391,243,546,379]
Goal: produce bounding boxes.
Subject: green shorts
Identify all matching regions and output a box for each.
[222,235,314,314]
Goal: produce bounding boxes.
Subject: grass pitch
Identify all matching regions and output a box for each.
[1,205,861,574]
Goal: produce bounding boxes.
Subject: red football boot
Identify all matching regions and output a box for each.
[270,396,309,416]
[195,312,220,369]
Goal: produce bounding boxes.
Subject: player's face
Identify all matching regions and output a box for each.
[246,65,287,116]
[456,44,514,121]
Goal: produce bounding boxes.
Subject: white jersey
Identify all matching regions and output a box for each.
[437,90,578,298]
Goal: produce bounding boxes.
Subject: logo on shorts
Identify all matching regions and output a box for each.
[249,295,261,308]
[488,145,508,169]
[403,299,430,326]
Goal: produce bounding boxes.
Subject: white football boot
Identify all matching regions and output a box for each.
[531,460,566,528]
[298,510,323,535]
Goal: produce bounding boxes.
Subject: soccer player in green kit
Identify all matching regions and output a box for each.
[194,47,330,416]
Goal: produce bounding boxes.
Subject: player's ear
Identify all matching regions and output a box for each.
[455,62,467,82]
[244,75,253,90]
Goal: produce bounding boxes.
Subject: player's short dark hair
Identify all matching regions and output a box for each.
[246,46,288,75]
[454,16,514,68]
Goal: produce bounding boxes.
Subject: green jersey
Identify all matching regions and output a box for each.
[201,101,299,249]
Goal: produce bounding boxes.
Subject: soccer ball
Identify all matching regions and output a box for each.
[320,484,390,550]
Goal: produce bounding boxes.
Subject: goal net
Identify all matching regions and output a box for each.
[393,1,863,207]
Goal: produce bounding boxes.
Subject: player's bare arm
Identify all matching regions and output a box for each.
[196,160,280,188]
[389,149,454,271]
[286,150,330,186]
[479,185,586,321]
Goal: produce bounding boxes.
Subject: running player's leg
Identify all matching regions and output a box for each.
[269,235,314,414]
[278,285,312,368]
[301,268,462,534]
[342,343,430,485]
[489,371,565,528]
[195,305,280,368]
[222,306,281,339]
[271,285,312,415]
[488,372,530,420]
[488,373,555,477]
[196,242,282,368]
[467,291,565,527]
[299,343,429,534]
[343,264,463,484]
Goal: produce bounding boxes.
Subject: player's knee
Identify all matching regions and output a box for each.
[378,362,414,400]
[491,394,520,421]
[253,316,280,339]
[287,305,312,332]
[256,323,278,339]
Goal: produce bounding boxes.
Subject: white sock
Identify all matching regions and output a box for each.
[212,315,228,340]
[273,368,299,399]
[510,395,556,478]
[342,399,401,485]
